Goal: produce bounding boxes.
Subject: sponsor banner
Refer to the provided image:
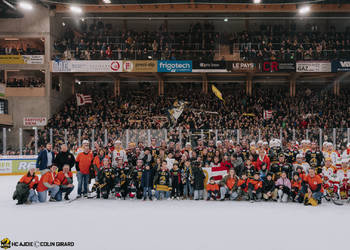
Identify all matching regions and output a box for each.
[0,83,5,97]
[261,61,295,72]
[51,60,123,72]
[157,60,192,73]
[332,61,350,72]
[231,61,259,72]
[123,60,158,72]
[0,55,44,64]
[23,117,47,126]
[0,156,37,174]
[192,61,228,72]
[296,61,331,72]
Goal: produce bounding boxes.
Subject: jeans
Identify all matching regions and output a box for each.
[77,172,89,195]
[38,185,59,202]
[183,182,193,197]
[194,190,204,200]
[143,187,152,199]
[155,191,169,200]
[277,189,289,202]
[28,189,38,203]
[220,187,238,200]
[56,186,74,201]
[312,191,323,201]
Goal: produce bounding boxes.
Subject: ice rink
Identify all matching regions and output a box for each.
[1,175,349,250]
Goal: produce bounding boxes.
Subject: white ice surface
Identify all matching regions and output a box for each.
[1,175,349,250]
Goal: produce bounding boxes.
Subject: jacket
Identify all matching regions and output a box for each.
[54,151,75,172]
[76,152,93,174]
[248,179,263,191]
[275,177,291,190]
[192,167,205,190]
[262,179,275,193]
[36,149,55,170]
[220,175,238,191]
[141,169,154,188]
[37,171,60,192]
[19,173,39,190]
[206,183,219,192]
[56,171,73,188]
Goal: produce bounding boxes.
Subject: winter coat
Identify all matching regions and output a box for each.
[36,149,55,170]
[141,169,154,188]
[220,175,238,191]
[192,167,205,190]
[54,151,75,172]
[13,182,30,203]
[262,179,276,193]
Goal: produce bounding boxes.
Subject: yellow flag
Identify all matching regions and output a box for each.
[211,84,225,103]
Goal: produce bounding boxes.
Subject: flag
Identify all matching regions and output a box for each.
[167,100,186,126]
[211,84,225,103]
[76,94,92,106]
[263,110,273,119]
[203,166,229,187]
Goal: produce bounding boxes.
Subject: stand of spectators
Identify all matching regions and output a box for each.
[6,78,44,88]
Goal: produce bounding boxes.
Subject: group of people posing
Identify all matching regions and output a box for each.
[13,137,350,206]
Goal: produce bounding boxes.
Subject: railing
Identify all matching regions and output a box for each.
[1,127,349,156]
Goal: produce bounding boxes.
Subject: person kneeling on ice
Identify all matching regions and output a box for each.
[248,172,263,202]
[55,164,74,201]
[219,168,239,201]
[262,172,277,201]
[37,164,60,202]
[275,171,291,202]
[93,158,117,199]
[13,165,39,205]
[206,177,219,200]
[153,161,171,200]
[302,168,323,206]
[141,164,154,201]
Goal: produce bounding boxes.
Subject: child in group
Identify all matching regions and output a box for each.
[206,177,219,200]
[248,172,263,202]
[237,173,249,200]
[170,163,182,200]
[153,160,171,200]
[192,162,205,200]
[141,164,154,201]
[275,171,291,202]
[182,160,193,199]
[262,172,276,201]
[291,173,302,202]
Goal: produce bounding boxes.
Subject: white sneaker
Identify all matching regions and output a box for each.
[167,198,171,200]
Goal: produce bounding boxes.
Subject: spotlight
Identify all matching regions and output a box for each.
[299,5,311,14]
[62,22,66,26]
[19,1,33,11]
[81,18,85,22]
[70,6,82,14]
[253,0,261,4]
[103,0,111,3]
[224,18,228,22]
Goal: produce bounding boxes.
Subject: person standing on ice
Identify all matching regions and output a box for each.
[36,143,55,175]
[153,160,171,200]
[112,140,127,168]
[275,171,291,202]
[75,142,93,198]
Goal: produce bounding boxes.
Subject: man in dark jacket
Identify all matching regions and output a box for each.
[262,172,277,201]
[192,162,205,200]
[141,164,154,200]
[36,143,55,174]
[54,144,75,172]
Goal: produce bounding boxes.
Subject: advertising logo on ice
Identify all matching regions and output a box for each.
[157,61,192,72]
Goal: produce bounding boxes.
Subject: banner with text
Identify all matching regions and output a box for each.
[332,61,350,72]
[23,117,47,127]
[51,60,123,72]
[230,61,259,72]
[192,61,228,72]
[0,55,44,64]
[261,61,295,72]
[296,61,331,73]
[123,60,158,72]
[0,156,37,174]
[157,60,192,73]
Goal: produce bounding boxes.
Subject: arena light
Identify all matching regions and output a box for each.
[253,0,261,4]
[103,0,111,3]
[70,6,82,14]
[224,18,228,22]
[299,5,311,14]
[18,1,33,11]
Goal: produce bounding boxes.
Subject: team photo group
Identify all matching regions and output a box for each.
[13,137,350,206]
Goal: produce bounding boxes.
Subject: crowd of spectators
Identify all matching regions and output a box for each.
[0,45,43,55]
[6,78,44,88]
[53,22,217,61]
[1,84,345,156]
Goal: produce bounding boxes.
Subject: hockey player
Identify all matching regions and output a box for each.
[284,142,299,164]
[170,162,182,199]
[299,140,310,158]
[322,142,339,165]
[112,140,127,168]
[270,154,293,180]
[337,159,349,200]
[93,158,117,199]
[341,143,350,163]
[268,139,282,164]
[293,154,310,174]
[305,142,324,174]
[153,161,171,200]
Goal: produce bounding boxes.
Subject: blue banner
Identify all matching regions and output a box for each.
[157,60,192,72]
[332,61,350,72]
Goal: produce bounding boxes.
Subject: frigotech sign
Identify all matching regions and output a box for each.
[332,61,350,72]
[157,60,192,72]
